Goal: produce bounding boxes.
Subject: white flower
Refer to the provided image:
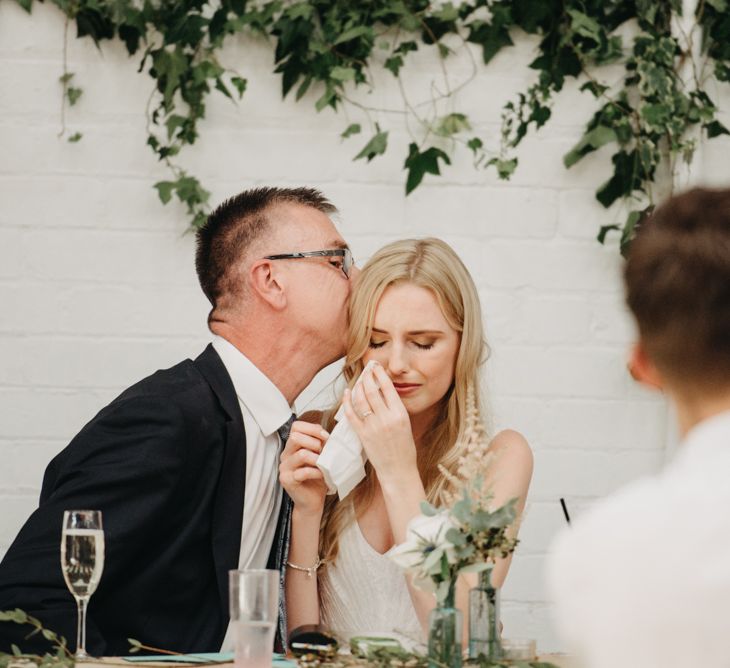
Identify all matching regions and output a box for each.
[389,510,458,573]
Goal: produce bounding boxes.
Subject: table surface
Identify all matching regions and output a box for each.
[90,654,574,668]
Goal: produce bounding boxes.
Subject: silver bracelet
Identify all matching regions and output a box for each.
[286,557,323,579]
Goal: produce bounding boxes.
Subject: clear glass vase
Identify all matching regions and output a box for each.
[428,584,462,668]
[468,566,501,660]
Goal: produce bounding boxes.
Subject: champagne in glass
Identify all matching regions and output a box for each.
[61,510,104,659]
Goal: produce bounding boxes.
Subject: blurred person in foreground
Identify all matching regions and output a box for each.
[0,187,355,655]
[547,187,730,668]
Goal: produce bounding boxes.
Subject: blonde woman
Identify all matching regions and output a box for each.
[279,238,533,642]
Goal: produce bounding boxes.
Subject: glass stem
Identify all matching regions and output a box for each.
[76,596,89,658]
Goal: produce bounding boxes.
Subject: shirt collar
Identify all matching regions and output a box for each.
[211,335,293,437]
[683,409,730,453]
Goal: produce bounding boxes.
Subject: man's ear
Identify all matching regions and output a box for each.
[628,342,664,391]
[249,259,287,310]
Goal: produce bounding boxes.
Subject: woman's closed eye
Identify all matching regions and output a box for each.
[368,339,435,350]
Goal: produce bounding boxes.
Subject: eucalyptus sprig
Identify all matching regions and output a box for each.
[0,609,71,668]
[298,644,559,668]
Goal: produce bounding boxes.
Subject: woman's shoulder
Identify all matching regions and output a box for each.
[486,429,533,470]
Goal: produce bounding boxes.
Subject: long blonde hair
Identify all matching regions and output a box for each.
[319,238,489,564]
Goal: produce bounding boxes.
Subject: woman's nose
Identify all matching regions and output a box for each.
[386,344,409,375]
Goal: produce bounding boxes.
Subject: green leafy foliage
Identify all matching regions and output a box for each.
[0,609,72,668]
[404,143,451,194]
[14,0,730,245]
[354,126,388,162]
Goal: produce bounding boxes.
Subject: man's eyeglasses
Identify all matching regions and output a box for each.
[263,248,353,279]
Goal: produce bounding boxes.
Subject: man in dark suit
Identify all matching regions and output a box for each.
[0,187,356,655]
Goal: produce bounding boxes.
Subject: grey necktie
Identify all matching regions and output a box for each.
[274,412,296,650]
[276,413,296,446]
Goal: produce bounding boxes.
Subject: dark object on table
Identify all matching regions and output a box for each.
[288,625,339,656]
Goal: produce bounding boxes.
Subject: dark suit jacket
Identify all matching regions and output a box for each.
[0,345,290,656]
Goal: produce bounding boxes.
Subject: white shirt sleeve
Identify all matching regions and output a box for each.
[546,470,730,668]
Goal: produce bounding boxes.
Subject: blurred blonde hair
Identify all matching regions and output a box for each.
[319,238,490,565]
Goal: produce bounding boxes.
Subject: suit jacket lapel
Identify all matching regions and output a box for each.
[194,344,246,633]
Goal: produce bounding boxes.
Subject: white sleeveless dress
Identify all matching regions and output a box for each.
[318,518,424,646]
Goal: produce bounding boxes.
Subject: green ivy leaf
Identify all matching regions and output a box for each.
[706,0,728,10]
[435,113,471,136]
[394,40,418,55]
[231,76,247,98]
[433,2,458,22]
[704,120,730,138]
[641,102,672,129]
[67,87,83,106]
[314,86,337,112]
[75,7,115,47]
[154,181,175,205]
[467,137,483,153]
[165,114,186,141]
[404,143,451,194]
[564,125,618,168]
[329,66,356,83]
[285,2,313,20]
[151,47,189,110]
[567,9,602,43]
[580,81,609,98]
[191,210,208,229]
[466,6,514,65]
[15,0,33,12]
[384,55,404,77]
[596,225,621,244]
[487,157,518,180]
[59,72,74,85]
[596,150,645,208]
[175,175,210,208]
[341,123,361,139]
[354,127,388,162]
[214,78,233,100]
[68,132,83,143]
[333,25,372,46]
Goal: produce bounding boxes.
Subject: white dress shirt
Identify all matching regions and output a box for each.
[547,410,730,668]
[212,336,293,651]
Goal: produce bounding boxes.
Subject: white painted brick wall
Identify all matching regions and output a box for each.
[2,0,727,652]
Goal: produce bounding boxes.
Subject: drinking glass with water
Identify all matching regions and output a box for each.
[61,510,105,659]
[229,569,279,668]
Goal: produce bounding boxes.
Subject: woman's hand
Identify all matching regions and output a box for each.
[279,421,329,517]
[343,362,418,482]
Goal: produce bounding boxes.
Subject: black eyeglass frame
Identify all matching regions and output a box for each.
[263,248,353,278]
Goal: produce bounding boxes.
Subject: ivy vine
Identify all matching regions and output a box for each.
[12,0,730,249]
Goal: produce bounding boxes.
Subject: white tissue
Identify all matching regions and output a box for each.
[316,360,378,500]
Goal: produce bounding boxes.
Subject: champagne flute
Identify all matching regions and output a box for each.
[61,510,105,659]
